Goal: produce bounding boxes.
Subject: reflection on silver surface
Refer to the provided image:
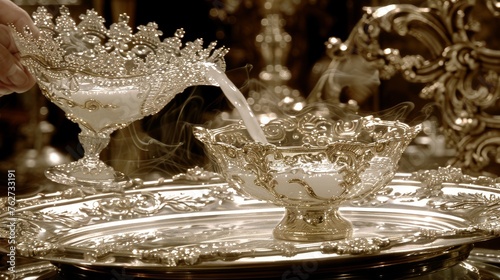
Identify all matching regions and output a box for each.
[5,255,500,280]
[470,248,500,265]
[0,258,58,280]
[1,166,500,279]
[194,111,421,241]
[4,248,500,280]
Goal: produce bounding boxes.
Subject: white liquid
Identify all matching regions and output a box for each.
[205,64,268,144]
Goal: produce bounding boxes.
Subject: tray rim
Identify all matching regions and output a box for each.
[2,166,500,271]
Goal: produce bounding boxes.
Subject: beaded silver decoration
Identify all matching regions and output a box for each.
[10,6,228,189]
[194,113,422,241]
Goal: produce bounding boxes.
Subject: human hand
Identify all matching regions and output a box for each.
[0,0,38,96]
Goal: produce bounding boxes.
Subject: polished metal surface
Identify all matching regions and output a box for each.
[194,110,421,241]
[11,6,228,188]
[2,167,500,278]
[4,248,500,280]
[470,248,500,265]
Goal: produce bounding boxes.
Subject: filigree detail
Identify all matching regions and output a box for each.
[0,172,225,214]
[354,165,500,208]
[320,237,392,255]
[14,7,227,79]
[12,6,228,118]
[49,97,119,112]
[1,183,236,260]
[195,113,420,241]
[11,6,229,188]
[10,185,233,227]
[321,0,500,176]
[171,166,224,182]
[287,179,340,200]
[325,141,376,189]
[241,143,283,200]
[79,187,228,219]
[196,113,420,203]
[4,167,500,267]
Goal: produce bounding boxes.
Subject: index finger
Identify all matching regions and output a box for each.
[0,0,37,34]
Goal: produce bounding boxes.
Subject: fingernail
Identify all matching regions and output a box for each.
[7,64,28,86]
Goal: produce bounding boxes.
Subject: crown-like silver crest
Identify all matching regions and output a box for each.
[13,6,228,78]
[11,6,229,119]
[9,6,230,188]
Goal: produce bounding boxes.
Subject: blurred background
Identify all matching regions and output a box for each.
[1,0,452,192]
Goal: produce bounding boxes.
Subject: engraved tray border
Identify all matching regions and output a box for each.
[2,166,500,271]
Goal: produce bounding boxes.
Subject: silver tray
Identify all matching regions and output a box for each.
[2,166,500,279]
[6,254,500,280]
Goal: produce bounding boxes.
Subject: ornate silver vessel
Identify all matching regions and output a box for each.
[194,112,421,241]
[10,6,227,189]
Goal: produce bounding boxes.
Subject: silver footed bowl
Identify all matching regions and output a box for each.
[194,114,422,241]
[11,6,227,189]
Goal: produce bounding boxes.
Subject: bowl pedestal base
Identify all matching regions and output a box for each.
[45,160,129,190]
[273,206,353,242]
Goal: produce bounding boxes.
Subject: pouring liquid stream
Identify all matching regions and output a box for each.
[205,64,268,144]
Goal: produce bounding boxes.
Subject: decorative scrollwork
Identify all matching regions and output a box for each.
[325,141,375,189]
[241,143,283,199]
[12,6,228,120]
[5,166,500,267]
[321,0,500,176]
[194,113,420,208]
